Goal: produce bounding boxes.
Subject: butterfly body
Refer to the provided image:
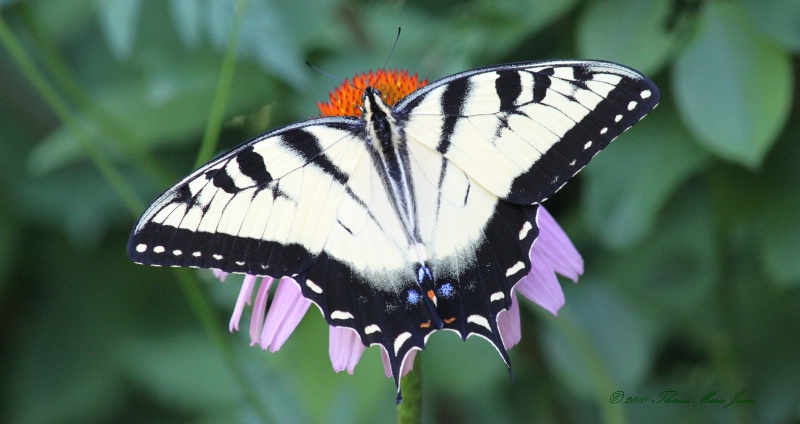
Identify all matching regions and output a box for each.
[129,60,659,399]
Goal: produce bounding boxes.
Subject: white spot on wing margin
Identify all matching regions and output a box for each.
[519,221,533,240]
[467,315,491,330]
[306,279,323,294]
[331,311,354,320]
[394,332,412,355]
[506,261,525,276]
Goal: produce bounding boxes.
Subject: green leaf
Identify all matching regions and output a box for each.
[672,1,793,169]
[756,124,800,286]
[708,121,800,287]
[0,210,18,298]
[450,0,581,63]
[583,104,710,249]
[121,332,239,409]
[27,61,278,175]
[168,0,202,47]
[424,331,510,398]
[542,284,658,399]
[760,203,800,287]
[741,0,800,51]
[15,167,132,247]
[728,267,800,423]
[96,0,142,60]
[200,0,307,88]
[4,238,136,424]
[576,0,679,74]
[598,184,720,319]
[238,1,308,89]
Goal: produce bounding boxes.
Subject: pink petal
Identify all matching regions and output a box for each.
[497,291,522,350]
[329,326,366,374]
[260,277,311,352]
[517,247,566,316]
[249,276,274,346]
[536,207,584,281]
[213,269,230,282]
[381,346,417,378]
[229,274,257,332]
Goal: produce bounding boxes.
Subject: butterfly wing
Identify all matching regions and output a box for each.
[130,59,660,401]
[395,59,659,370]
[128,117,441,384]
[404,137,539,367]
[397,60,660,205]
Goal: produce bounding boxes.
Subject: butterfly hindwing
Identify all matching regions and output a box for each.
[405,138,538,360]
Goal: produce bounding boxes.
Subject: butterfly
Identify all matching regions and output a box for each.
[129,60,659,400]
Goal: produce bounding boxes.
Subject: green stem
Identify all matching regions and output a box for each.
[194,0,251,168]
[397,354,423,424]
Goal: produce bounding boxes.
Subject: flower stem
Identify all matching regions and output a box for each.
[397,354,423,424]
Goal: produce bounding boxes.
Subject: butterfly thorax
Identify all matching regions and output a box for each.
[362,87,423,255]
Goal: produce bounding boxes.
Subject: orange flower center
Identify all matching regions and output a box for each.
[317,69,428,117]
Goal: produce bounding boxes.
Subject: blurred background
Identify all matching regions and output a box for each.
[1,0,798,423]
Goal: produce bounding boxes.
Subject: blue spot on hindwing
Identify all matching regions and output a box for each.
[407,289,421,305]
[437,282,455,298]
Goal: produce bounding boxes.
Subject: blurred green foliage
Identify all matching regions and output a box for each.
[1,0,798,423]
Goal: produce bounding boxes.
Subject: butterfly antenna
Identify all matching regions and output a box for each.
[380,27,402,73]
[305,61,363,93]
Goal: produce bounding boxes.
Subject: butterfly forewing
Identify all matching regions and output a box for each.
[398,60,660,205]
[130,59,659,401]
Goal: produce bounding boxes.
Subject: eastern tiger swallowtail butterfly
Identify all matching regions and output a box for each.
[129,60,659,401]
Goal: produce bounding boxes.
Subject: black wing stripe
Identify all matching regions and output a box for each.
[436,77,470,154]
[508,74,659,202]
[495,70,522,111]
[237,146,273,186]
[531,72,551,103]
[281,129,351,187]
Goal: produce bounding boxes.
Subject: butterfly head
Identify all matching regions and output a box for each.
[362,87,395,144]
